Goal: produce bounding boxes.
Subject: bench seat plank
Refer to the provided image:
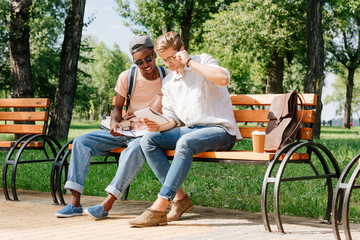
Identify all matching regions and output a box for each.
[68,145,308,162]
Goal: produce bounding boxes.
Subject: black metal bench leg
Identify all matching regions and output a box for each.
[332,152,360,240]
[272,142,340,234]
[122,185,130,200]
[261,160,276,232]
[273,162,286,233]
[2,160,11,200]
[56,150,71,205]
[261,142,300,233]
[11,163,19,201]
[51,140,73,205]
[342,164,360,240]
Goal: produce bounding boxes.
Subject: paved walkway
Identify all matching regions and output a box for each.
[0,190,359,240]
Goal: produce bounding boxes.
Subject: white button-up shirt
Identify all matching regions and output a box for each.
[161,53,242,140]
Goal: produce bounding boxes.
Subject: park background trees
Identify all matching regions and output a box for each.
[1,0,359,140]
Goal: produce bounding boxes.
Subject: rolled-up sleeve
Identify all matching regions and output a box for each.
[201,53,231,87]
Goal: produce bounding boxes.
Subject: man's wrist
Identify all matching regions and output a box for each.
[186,57,192,67]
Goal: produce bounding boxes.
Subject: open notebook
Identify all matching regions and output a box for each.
[100,117,147,137]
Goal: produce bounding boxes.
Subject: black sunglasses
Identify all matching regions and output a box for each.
[134,52,154,66]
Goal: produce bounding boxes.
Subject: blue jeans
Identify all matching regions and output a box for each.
[140,126,236,201]
[64,130,145,199]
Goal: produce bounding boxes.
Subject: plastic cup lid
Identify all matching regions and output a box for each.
[252,131,266,135]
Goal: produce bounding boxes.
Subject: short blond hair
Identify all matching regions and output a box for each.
[154,31,184,53]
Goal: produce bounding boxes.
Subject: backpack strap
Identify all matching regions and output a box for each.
[158,66,167,81]
[126,65,137,113]
[126,65,167,113]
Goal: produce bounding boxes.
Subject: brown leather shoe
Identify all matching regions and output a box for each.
[128,208,167,227]
[167,195,194,222]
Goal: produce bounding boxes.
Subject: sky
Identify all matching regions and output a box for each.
[83,0,338,121]
[83,0,135,56]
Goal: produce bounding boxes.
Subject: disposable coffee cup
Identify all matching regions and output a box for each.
[252,131,266,153]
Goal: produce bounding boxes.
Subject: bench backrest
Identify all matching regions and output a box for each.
[0,98,50,135]
[112,93,317,141]
[231,94,317,140]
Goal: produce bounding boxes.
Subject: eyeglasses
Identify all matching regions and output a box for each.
[134,52,154,66]
[163,56,176,63]
[161,49,179,64]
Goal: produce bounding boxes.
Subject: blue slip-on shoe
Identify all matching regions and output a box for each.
[55,203,83,218]
[84,204,109,220]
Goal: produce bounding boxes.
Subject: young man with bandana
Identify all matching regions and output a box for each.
[55,34,168,219]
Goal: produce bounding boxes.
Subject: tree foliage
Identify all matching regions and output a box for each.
[202,0,307,94]
[114,0,236,50]
[0,0,11,97]
[324,65,360,120]
[30,0,68,100]
[324,0,360,128]
[73,37,131,120]
[0,0,68,99]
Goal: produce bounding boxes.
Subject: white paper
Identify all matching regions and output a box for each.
[134,107,170,126]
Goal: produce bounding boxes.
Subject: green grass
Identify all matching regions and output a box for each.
[1,122,360,223]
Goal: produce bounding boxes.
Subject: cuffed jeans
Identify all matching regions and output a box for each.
[140,126,236,201]
[64,130,145,199]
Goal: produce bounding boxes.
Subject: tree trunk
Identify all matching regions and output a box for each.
[9,0,34,139]
[180,3,193,50]
[10,0,34,99]
[342,68,355,129]
[305,0,325,139]
[48,0,86,140]
[266,49,284,94]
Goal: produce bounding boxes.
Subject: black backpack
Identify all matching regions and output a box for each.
[125,65,167,112]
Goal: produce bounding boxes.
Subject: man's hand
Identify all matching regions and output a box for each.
[175,50,191,66]
[109,121,125,136]
[142,118,160,132]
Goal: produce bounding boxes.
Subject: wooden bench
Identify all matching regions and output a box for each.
[1,98,61,200]
[332,153,360,240]
[50,93,341,233]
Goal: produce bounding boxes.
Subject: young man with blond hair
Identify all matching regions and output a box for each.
[128,31,242,227]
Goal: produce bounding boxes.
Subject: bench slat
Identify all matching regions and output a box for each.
[0,112,48,121]
[230,94,317,106]
[0,98,50,108]
[239,127,312,140]
[0,124,46,134]
[234,110,315,123]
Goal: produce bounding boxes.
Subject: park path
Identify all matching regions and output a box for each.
[0,190,359,240]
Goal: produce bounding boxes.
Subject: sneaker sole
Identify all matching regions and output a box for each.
[84,208,107,220]
[55,212,83,218]
[129,222,168,228]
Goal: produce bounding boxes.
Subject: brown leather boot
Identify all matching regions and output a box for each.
[167,195,194,222]
[128,208,167,227]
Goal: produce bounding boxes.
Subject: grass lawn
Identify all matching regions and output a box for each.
[1,120,360,222]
